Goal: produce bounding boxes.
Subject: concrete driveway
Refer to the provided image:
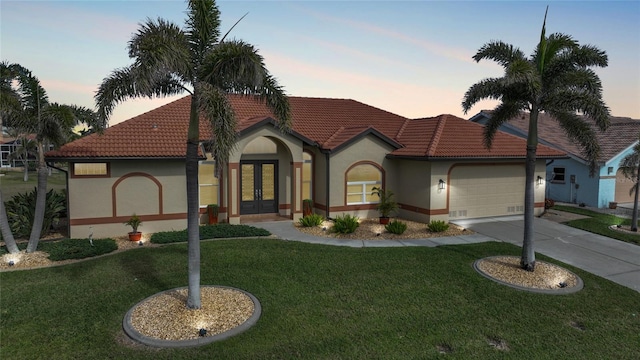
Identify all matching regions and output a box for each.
[452,216,640,293]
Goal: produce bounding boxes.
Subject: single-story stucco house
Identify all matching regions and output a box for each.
[470,111,640,208]
[45,95,565,239]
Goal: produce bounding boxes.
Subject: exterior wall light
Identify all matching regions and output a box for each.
[537,176,544,186]
[438,179,446,190]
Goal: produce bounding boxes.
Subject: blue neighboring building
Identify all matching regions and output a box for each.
[470,111,640,208]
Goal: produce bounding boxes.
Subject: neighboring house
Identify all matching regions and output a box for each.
[1,134,39,168]
[470,111,640,208]
[46,95,565,238]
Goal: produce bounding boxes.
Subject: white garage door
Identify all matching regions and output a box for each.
[449,165,525,219]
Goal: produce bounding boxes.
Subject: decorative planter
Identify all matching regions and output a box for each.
[302,199,313,217]
[128,232,142,241]
[379,217,390,225]
[609,202,618,209]
[207,205,219,225]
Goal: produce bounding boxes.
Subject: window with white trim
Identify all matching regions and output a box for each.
[199,157,219,207]
[72,163,109,177]
[302,151,312,200]
[346,164,382,204]
[551,167,565,183]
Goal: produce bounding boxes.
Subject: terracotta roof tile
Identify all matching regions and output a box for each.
[391,115,565,159]
[46,95,566,161]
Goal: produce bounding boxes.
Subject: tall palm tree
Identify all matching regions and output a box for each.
[462,7,610,271]
[618,135,640,231]
[0,61,21,253]
[95,0,291,309]
[7,64,100,253]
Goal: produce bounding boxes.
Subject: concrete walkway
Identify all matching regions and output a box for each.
[254,217,640,293]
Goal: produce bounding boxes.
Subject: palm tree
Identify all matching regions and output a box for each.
[462,7,610,271]
[618,135,640,231]
[7,64,100,253]
[95,0,291,309]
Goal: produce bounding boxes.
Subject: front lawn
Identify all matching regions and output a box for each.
[552,205,640,245]
[1,241,638,359]
[0,169,67,199]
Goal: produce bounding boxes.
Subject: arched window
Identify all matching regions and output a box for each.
[302,151,313,200]
[346,163,382,204]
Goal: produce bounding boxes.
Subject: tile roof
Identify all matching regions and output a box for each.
[46,95,566,161]
[390,115,565,159]
[475,110,640,162]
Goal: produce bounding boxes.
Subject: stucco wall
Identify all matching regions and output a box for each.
[328,135,395,219]
[546,158,600,207]
[68,159,187,238]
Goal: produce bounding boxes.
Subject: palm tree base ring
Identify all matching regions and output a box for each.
[474,256,583,294]
[123,285,261,348]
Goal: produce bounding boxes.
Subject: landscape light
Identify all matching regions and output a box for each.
[537,176,544,186]
[8,260,15,266]
[138,240,143,246]
[199,328,207,337]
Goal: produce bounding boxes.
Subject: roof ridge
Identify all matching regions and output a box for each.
[425,115,447,156]
[395,119,411,140]
[323,126,345,147]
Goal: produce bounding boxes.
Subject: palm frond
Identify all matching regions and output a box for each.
[201,40,265,89]
[95,65,187,124]
[258,73,291,133]
[198,82,238,168]
[549,110,602,175]
[472,41,526,67]
[461,78,505,113]
[483,102,525,148]
[129,18,191,76]
[573,44,608,68]
[186,0,221,60]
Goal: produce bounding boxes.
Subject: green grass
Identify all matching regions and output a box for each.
[1,241,638,359]
[0,169,66,199]
[552,205,640,245]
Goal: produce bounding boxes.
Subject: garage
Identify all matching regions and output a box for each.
[615,169,635,203]
[449,164,526,219]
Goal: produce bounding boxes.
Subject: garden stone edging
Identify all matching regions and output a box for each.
[473,257,584,295]
[123,285,262,348]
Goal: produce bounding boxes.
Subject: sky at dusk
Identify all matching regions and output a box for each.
[2,0,639,127]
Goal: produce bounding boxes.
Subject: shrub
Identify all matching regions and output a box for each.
[428,220,449,233]
[39,238,117,261]
[4,188,66,238]
[150,224,271,244]
[545,198,555,209]
[332,214,359,234]
[385,220,407,234]
[299,213,324,227]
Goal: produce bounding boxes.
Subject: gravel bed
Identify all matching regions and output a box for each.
[129,287,254,341]
[476,256,579,290]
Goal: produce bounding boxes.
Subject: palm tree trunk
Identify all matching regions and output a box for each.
[631,165,640,232]
[0,190,20,254]
[26,143,47,253]
[186,95,201,309]
[521,109,539,271]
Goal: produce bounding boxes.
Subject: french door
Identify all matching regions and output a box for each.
[240,161,278,214]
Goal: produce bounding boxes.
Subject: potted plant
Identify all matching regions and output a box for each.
[207,204,219,224]
[124,213,142,241]
[609,201,618,209]
[371,186,398,224]
[303,199,313,217]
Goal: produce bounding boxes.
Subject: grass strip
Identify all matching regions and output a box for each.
[552,205,639,245]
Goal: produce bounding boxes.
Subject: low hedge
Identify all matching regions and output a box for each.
[150,224,271,244]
